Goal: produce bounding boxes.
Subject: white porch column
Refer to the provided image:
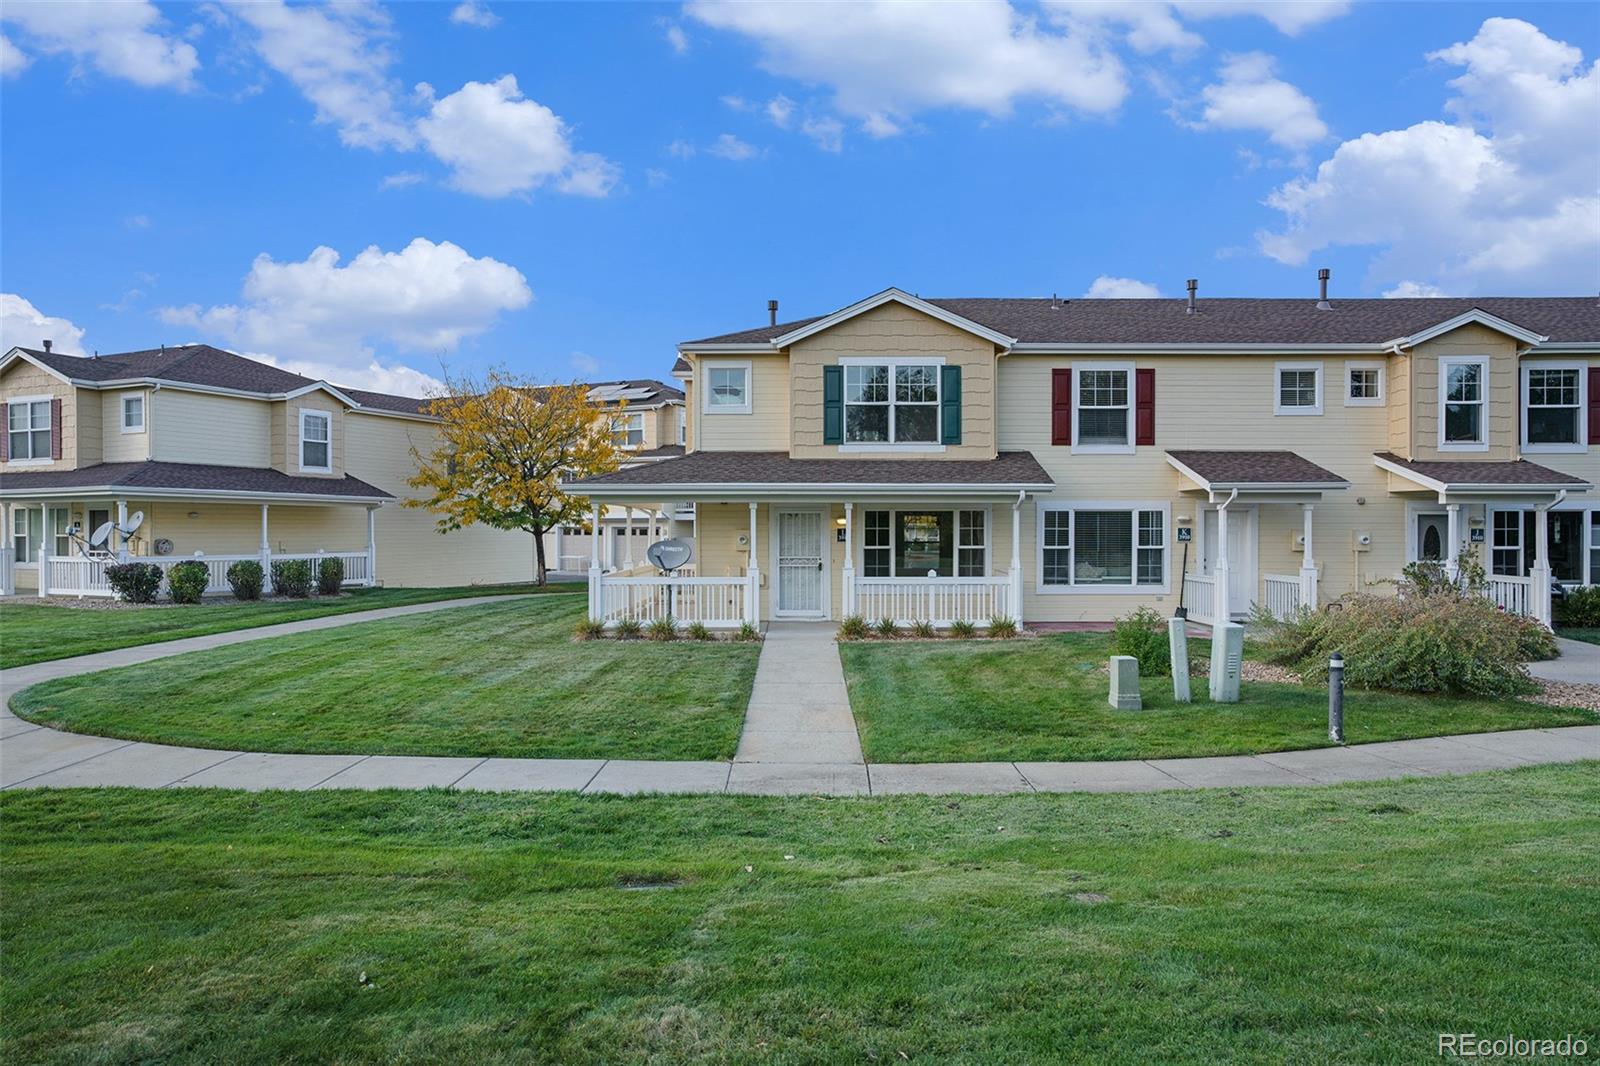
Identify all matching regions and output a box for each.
[1530,495,1560,628]
[623,507,636,569]
[1445,503,1462,581]
[841,501,855,617]
[1299,503,1318,611]
[0,502,9,596]
[745,501,760,625]
[260,503,272,593]
[116,498,129,561]
[37,501,49,598]
[1214,502,1232,623]
[553,523,565,572]
[1009,495,1024,624]
[587,502,603,622]
[365,505,378,585]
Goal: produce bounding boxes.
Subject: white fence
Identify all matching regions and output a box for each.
[41,549,375,599]
[1261,573,1304,621]
[1484,574,1534,618]
[1180,572,1216,623]
[853,576,1011,626]
[593,573,750,628]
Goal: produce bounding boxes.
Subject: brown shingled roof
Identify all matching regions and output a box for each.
[1374,452,1592,490]
[0,461,393,500]
[568,450,1053,491]
[1167,450,1350,488]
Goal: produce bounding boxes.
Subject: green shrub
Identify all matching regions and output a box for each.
[948,618,977,639]
[573,617,605,640]
[1556,586,1600,628]
[874,617,900,639]
[270,559,313,598]
[838,615,870,640]
[227,559,264,601]
[736,621,762,642]
[911,619,937,639]
[316,556,345,596]
[614,618,643,640]
[646,617,678,641]
[1112,606,1171,677]
[686,621,712,641]
[167,560,210,605]
[987,616,1018,639]
[1256,591,1556,698]
[104,562,163,604]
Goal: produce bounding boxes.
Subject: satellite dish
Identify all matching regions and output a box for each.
[120,510,145,535]
[646,538,694,572]
[90,521,116,547]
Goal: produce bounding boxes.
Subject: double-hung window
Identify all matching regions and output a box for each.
[1591,512,1600,584]
[121,394,145,433]
[300,410,331,471]
[676,406,686,445]
[1038,504,1168,592]
[611,412,644,449]
[1274,363,1323,416]
[1440,357,1487,449]
[843,360,940,445]
[859,509,987,577]
[703,362,751,414]
[1074,366,1131,450]
[6,397,51,461]
[1522,365,1585,450]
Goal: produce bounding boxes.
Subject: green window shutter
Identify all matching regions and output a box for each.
[823,365,843,445]
[941,365,962,445]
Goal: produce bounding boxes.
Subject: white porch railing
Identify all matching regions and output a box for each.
[1261,573,1304,621]
[853,575,1011,626]
[1484,574,1534,618]
[41,549,376,599]
[1180,572,1216,624]
[593,573,750,628]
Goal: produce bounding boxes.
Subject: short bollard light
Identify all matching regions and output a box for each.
[1328,651,1345,743]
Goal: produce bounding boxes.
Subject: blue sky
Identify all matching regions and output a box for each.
[2,1,1596,395]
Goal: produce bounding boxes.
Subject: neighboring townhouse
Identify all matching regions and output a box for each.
[0,343,545,595]
[569,285,1599,630]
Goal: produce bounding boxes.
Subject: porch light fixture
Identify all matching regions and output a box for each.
[835,516,847,527]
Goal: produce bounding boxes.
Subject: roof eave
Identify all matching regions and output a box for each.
[1388,308,1549,349]
[768,288,1018,349]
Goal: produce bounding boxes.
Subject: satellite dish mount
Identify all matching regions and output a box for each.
[646,538,694,575]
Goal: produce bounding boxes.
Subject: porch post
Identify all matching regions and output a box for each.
[587,502,603,622]
[0,502,8,596]
[623,507,636,569]
[116,498,129,561]
[1299,503,1318,611]
[745,501,760,625]
[841,501,855,617]
[37,501,49,598]
[1445,503,1461,581]
[365,505,378,586]
[260,503,272,593]
[553,523,565,573]
[1531,499,1555,627]
[1214,502,1232,623]
[1009,495,1024,624]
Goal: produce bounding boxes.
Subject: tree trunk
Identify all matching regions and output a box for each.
[532,526,548,587]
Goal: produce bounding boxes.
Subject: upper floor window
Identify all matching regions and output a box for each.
[676,406,686,445]
[703,362,751,414]
[1523,365,1585,451]
[1274,362,1323,416]
[611,412,644,449]
[300,409,331,471]
[6,398,51,461]
[1038,503,1167,592]
[121,394,144,432]
[843,361,939,445]
[1344,362,1385,407]
[1075,366,1131,450]
[1440,357,1487,449]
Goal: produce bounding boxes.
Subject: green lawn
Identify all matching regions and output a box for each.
[1559,628,1600,646]
[11,597,760,761]
[0,582,574,668]
[841,633,1594,763]
[4,767,1597,1063]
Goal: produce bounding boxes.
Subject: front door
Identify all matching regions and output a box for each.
[1202,506,1256,617]
[1414,512,1447,562]
[775,510,826,617]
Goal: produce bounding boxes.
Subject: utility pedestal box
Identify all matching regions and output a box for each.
[1209,622,1243,703]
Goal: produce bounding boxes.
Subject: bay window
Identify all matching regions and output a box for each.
[7,398,51,461]
[843,360,939,445]
[1074,366,1131,449]
[859,509,987,577]
[1037,504,1168,592]
[1440,357,1487,448]
[1522,365,1585,450]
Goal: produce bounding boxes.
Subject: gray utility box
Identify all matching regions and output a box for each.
[1209,622,1243,703]
[1109,655,1142,710]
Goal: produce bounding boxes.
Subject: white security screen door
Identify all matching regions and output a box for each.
[776,510,825,616]
[1202,507,1256,616]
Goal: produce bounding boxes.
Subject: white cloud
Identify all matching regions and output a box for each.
[225,0,415,150]
[416,75,619,198]
[123,213,151,229]
[157,238,532,370]
[801,116,844,152]
[380,171,426,190]
[1084,275,1162,298]
[569,351,600,376]
[0,293,88,356]
[645,167,670,187]
[707,133,759,160]
[1046,1,1201,55]
[765,94,795,128]
[1259,18,1599,293]
[1382,281,1448,299]
[686,0,1129,134]
[264,354,445,397]
[449,2,499,30]
[0,33,30,78]
[0,0,197,89]
[666,139,696,159]
[1170,1,1349,36]
[661,20,689,55]
[1194,52,1327,149]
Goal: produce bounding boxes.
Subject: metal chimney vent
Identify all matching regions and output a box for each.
[1316,268,1333,310]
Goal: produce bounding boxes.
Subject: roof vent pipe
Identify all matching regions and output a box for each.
[42,339,52,353]
[767,299,778,326]
[1316,268,1333,310]
[1186,278,1198,314]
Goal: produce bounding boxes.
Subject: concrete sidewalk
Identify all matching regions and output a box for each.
[732,622,866,794]
[1528,637,1600,684]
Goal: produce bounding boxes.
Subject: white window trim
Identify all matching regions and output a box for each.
[120,393,145,433]
[1071,362,1135,455]
[611,411,645,450]
[1520,361,1587,454]
[676,405,686,445]
[1274,361,1324,416]
[1343,361,1386,407]
[701,359,752,415]
[1491,501,1600,586]
[1438,355,1490,452]
[836,356,946,452]
[855,506,991,578]
[6,394,54,466]
[1035,499,1171,595]
[298,408,333,473]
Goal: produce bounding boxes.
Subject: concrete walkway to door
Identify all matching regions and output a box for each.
[730,623,868,795]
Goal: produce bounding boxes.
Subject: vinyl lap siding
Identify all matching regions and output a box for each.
[149,390,267,466]
[695,356,790,452]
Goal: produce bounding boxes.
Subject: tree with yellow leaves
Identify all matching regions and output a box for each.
[406,369,623,585]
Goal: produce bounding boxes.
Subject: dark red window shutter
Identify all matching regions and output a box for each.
[0,411,7,462]
[1135,368,1155,446]
[1589,366,1600,443]
[50,398,62,460]
[1051,367,1072,445]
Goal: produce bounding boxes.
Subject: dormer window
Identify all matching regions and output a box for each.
[300,410,331,471]
[1439,356,1487,450]
[1522,364,1585,451]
